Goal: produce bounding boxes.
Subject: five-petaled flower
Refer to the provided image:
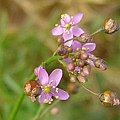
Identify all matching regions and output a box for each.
[35,66,69,104]
[51,13,84,46]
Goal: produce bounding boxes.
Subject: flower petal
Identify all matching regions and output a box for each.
[61,14,71,23]
[72,40,82,50]
[52,88,69,100]
[71,13,83,24]
[38,92,45,103]
[51,26,63,36]
[49,69,62,86]
[63,57,71,64]
[64,40,73,47]
[38,92,52,103]
[72,26,84,37]
[63,31,73,40]
[82,43,96,52]
[38,66,49,85]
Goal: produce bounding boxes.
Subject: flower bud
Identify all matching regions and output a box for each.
[78,59,85,67]
[82,65,91,76]
[51,108,59,115]
[78,33,93,43]
[67,46,73,53]
[80,51,89,60]
[67,62,75,71]
[94,59,107,70]
[57,37,64,45]
[99,90,120,107]
[70,74,77,82]
[104,18,120,34]
[77,75,88,83]
[67,83,79,94]
[57,45,67,56]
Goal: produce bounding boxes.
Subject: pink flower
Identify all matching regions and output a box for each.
[35,66,69,104]
[52,13,84,46]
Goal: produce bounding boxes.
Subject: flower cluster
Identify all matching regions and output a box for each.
[24,13,120,107]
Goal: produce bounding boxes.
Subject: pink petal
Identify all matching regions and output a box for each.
[71,13,83,24]
[52,26,63,36]
[82,43,96,52]
[64,40,73,47]
[49,69,62,86]
[63,31,73,40]
[63,57,71,64]
[61,14,71,23]
[38,67,49,85]
[38,92,45,103]
[52,88,69,100]
[72,26,84,37]
[72,40,82,50]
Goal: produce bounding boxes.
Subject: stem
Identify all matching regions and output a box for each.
[91,27,104,36]
[33,100,59,120]
[80,84,100,96]
[9,55,62,120]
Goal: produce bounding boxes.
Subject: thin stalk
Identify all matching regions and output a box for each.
[91,27,104,36]
[80,84,100,96]
[34,100,59,120]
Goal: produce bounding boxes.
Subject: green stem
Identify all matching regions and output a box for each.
[9,55,62,120]
[33,100,59,120]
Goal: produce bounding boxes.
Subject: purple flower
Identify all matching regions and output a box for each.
[52,13,84,46]
[64,40,96,73]
[35,66,69,104]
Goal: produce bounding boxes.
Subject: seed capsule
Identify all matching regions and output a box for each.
[99,90,120,107]
[104,18,119,34]
[24,80,41,102]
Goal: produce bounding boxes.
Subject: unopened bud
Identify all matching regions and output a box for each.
[77,75,88,83]
[70,74,77,82]
[80,51,89,60]
[51,108,59,115]
[78,33,93,43]
[104,18,120,34]
[78,59,85,67]
[67,83,79,94]
[99,90,120,107]
[67,62,75,71]
[57,45,67,56]
[57,37,64,45]
[82,65,91,76]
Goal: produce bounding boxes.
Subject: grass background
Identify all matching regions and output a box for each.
[0,0,120,120]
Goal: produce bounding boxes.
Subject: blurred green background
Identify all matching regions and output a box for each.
[0,0,120,120]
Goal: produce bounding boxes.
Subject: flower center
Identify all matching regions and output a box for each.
[44,86,51,93]
[64,23,71,29]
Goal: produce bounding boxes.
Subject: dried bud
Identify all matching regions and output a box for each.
[57,37,64,45]
[78,33,93,43]
[67,83,79,94]
[94,59,107,70]
[67,62,75,71]
[77,75,88,83]
[99,90,120,107]
[104,18,120,34]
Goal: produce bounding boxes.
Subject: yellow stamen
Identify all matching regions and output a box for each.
[55,96,59,99]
